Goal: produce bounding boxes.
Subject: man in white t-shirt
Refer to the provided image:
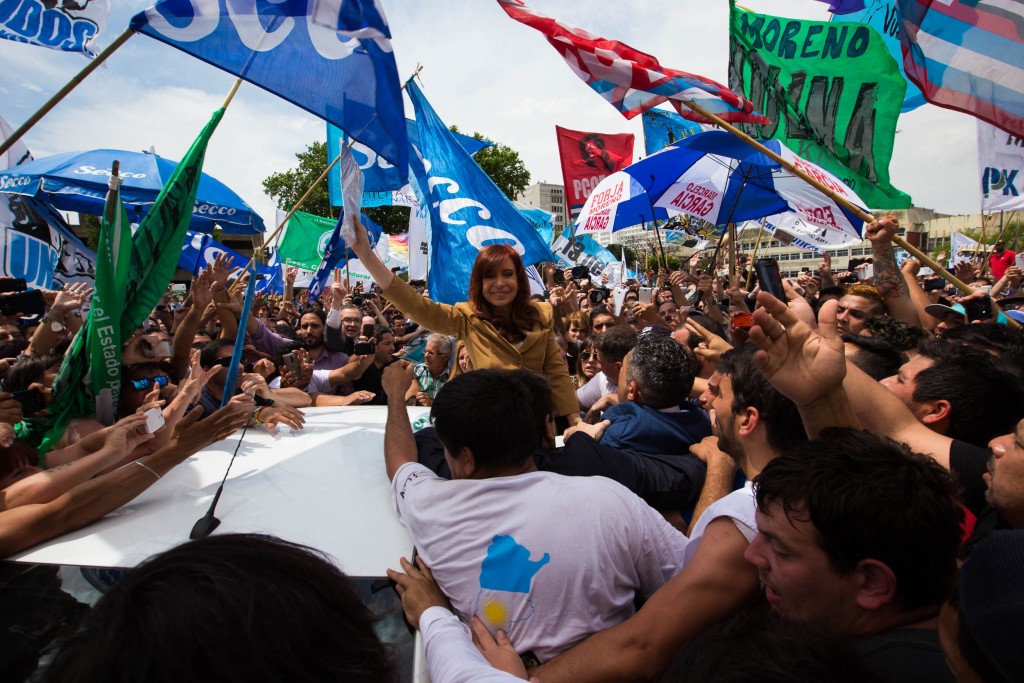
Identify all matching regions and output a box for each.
[380,362,687,664]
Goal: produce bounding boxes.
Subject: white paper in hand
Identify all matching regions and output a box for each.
[340,144,364,247]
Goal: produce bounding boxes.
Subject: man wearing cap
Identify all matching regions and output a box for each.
[923,302,966,335]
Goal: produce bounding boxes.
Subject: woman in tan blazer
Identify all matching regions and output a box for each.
[350,220,581,426]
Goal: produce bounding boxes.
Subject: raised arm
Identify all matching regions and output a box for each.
[867,217,921,328]
[748,293,859,438]
[382,361,418,481]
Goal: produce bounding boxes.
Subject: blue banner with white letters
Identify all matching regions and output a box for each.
[180,231,283,294]
[131,0,408,171]
[327,119,492,206]
[0,0,108,56]
[406,81,554,304]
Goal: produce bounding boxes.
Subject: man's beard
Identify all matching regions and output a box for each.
[716,415,744,464]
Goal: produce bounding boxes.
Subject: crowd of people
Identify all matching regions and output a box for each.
[2,215,1023,682]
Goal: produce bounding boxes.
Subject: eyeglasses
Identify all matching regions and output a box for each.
[206,357,236,369]
[130,375,170,391]
[579,352,595,361]
[341,317,362,324]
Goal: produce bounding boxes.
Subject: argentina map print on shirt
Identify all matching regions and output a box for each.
[474,535,550,631]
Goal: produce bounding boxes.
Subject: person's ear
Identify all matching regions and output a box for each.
[627,380,641,402]
[453,446,479,479]
[738,406,759,436]
[920,399,952,427]
[854,559,898,611]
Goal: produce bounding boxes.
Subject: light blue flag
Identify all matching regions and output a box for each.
[550,232,619,278]
[405,82,553,304]
[306,211,382,302]
[180,231,283,294]
[132,0,408,171]
[842,1,925,113]
[516,205,554,246]
[641,109,703,155]
[327,120,493,206]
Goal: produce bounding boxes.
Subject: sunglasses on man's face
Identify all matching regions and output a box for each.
[207,357,236,369]
[131,375,170,391]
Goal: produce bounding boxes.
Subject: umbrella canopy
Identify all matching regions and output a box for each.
[575,130,867,244]
[0,149,265,234]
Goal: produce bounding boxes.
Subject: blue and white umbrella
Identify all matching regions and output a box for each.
[0,149,265,234]
[575,130,868,244]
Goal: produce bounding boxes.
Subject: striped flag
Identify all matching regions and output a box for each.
[497,0,768,125]
[898,0,1024,136]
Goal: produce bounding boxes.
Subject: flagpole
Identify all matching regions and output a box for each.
[252,64,426,263]
[0,28,134,158]
[746,218,767,289]
[728,222,738,283]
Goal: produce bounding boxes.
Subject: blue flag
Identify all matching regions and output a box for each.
[516,205,554,246]
[306,211,383,302]
[327,120,492,206]
[641,109,703,155]
[180,231,283,294]
[841,1,925,113]
[131,0,408,171]
[405,81,554,304]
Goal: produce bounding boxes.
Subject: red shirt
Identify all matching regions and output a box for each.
[989,248,1016,280]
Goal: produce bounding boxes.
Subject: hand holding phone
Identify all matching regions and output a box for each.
[755,258,785,300]
[144,407,166,434]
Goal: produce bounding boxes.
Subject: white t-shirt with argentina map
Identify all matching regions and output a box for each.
[391,463,688,663]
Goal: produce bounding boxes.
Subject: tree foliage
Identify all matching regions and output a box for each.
[466,132,531,200]
[262,141,334,220]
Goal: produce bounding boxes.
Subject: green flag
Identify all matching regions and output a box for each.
[276,210,335,271]
[728,3,910,209]
[89,176,133,425]
[41,108,225,452]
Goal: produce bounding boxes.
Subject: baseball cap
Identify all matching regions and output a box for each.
[924,302,966,320]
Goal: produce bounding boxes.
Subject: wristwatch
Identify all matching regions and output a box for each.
[43,314,64,332]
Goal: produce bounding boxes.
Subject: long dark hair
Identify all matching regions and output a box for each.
[468,245,540,342]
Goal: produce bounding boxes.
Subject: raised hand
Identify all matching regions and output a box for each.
[748,293,846,408]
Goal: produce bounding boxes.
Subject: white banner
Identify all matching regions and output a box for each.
[978,120,1024,211]
[0,0,108,56]
[408,205,428,281]
[950,231,981,268]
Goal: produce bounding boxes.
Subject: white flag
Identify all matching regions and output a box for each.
[0,0,109,57]
[978,120,1024,211]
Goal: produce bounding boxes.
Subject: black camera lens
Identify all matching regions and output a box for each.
[351,295,363,307]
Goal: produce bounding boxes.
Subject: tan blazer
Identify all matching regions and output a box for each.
[382,275,578,418]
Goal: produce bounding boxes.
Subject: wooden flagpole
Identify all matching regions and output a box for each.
[746,218,767,289]
[674,98,1019,328]
[0,29,134,158]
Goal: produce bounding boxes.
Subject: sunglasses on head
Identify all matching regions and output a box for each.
[131,375,170,391]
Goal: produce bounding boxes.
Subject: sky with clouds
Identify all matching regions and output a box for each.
[0,0,985,230]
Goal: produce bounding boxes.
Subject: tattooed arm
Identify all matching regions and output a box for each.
[867,217,921,329]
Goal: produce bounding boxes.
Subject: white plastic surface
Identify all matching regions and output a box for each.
[9,406,427,577]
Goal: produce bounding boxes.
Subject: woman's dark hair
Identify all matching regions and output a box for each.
[45,534,397,683]
[3,354,61,392]
[467,245,540,343]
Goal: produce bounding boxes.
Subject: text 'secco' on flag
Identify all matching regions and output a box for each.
[131,0,408,172]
